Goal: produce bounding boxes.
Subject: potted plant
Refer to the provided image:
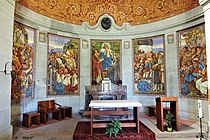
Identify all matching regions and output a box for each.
[105,120,122,137]
[165,112,175,132]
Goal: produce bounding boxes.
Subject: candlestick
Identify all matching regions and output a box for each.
[198,100,202,118]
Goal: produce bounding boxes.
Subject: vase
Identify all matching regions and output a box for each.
[167,127,173,132]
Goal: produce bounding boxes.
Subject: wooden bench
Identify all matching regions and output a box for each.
[60,106,72,119]
[148,105,170,117]
[38,100,62,124]
[23,111,40,128]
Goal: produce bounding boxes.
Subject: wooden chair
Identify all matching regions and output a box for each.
[38,100,62,124]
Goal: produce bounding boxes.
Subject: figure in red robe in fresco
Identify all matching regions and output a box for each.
[92,49,104,83]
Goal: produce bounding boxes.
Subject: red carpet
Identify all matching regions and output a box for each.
[73,121,155,140]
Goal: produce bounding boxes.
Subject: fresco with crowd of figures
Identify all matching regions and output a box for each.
[91,40,121,84]
[133,36,165,95]
[178,24,207,99]
[12,22,36,101]
[47,34,80,96]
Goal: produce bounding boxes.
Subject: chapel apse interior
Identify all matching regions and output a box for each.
[1,0,210,139]
[12,0,208,120]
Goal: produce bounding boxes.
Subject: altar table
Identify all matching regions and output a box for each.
[89,100,142,135]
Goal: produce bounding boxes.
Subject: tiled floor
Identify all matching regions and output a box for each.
[12,113,208,140]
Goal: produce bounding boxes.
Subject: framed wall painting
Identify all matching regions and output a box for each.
[124,41,130,49]
[91,40,121,84]
[102,78,112,91]
[133,35,165,95]
[47,33,80,96]
[177,23,207,100]
[167,34,174,44]
[12,21,36,101]
[39,32,45,42]
[82,39,88,49]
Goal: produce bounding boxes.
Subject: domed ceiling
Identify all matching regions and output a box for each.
[17,0,199,26]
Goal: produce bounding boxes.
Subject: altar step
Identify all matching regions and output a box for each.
[141,114,208,140]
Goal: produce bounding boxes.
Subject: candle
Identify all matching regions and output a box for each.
[198,100,202,118]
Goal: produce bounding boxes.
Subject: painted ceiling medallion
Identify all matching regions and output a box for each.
[17,0,199,26]
[101,17,112,30]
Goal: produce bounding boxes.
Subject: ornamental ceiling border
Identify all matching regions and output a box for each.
[17,0,199,26]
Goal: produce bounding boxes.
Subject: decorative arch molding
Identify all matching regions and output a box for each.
[15,3,204,37]
[17,0,199,26]
[199,0,210,6]
[81,14,130,31]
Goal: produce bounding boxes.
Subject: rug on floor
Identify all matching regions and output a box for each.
[73,121,156,140]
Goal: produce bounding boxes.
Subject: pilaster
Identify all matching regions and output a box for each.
[200,0,210,139]
[0,0,16,139]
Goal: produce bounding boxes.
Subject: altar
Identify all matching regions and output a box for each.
[89,100,142,135]
[84,85,127,111]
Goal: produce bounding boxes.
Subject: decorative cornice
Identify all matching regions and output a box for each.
[82,14,130,31]
[6,0,16,7]
[199,0,210,6]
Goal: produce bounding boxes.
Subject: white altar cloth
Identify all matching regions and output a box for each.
[89,100,142,108]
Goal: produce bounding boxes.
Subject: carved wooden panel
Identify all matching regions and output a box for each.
[17,0,199,26]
